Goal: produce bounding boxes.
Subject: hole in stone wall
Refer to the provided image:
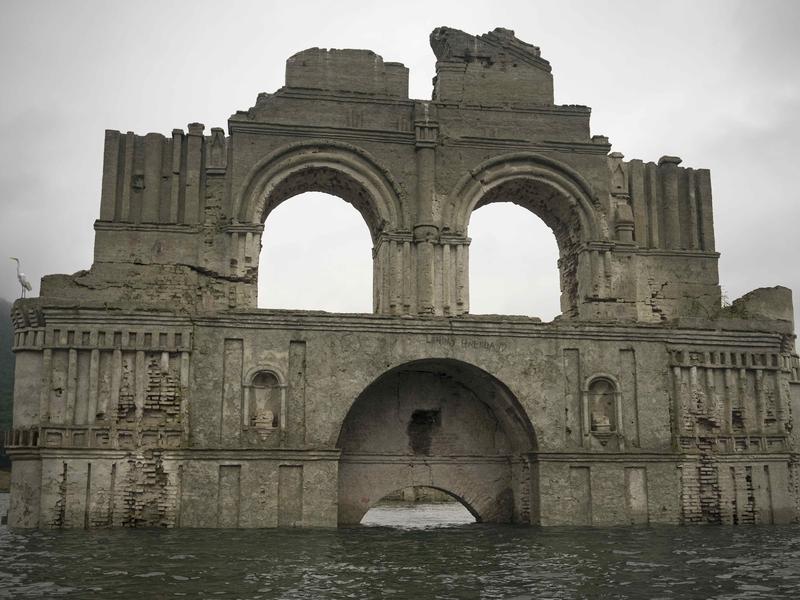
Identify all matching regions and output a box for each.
[407,409,441,455]
[360,486,476,528]
[257,192,372,312]
[468,203,561,321]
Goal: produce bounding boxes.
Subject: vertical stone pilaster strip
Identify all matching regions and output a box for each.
[169,129,183,224]
[414,101,438,315]
[221,339,243,446]
[180,351,190,444]
[658,156,682,250]
[686,168,700,250]
[723,368,734,434]
[619,348,640,448]
[134,350,145,423]
[627,159,647,246]
[696,169,715,252]
[88,349,99,424]
[738,368,749,432]
[40,348,52,424]
[120,132,135,222]
[109,349,122,441]
[562,348,582,448]
[100,130,121,221]
[372,242,381,313]
[454,243,465,311]
[754,369,765,435]
[287,341,307,447]
[184,123,204,225]
[142,133,163,223]
[66,348,78,425]
[390,239,401,313]
[644,162,660,248]
[402,240,412,314]
[442,243,451,314]
[672,365,684,438]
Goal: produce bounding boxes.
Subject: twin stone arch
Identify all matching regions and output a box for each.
[234,141,608,316]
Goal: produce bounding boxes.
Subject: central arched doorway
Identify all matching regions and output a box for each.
[337,359,537,525]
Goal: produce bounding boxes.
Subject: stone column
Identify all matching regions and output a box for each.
[413,102,438,314]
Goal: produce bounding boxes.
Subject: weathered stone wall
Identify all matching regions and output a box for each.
[7,27,798,528]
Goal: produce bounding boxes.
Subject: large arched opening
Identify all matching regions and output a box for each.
[447,153,604,319]
[336,359,536,526]
[233,142,404,313]
[257,191,372,312]
[469,203,561,320]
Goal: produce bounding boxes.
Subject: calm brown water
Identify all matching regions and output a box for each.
[2,494,800,599]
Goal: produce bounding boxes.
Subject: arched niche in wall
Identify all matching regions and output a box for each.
[243,366,287,438]
[582,373,624,450]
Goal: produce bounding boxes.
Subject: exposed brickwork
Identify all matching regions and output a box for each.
[121,451,176,528]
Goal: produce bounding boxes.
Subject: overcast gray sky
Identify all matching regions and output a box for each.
[1,0,798,325]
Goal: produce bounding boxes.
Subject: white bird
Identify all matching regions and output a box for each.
[10,257,33,298]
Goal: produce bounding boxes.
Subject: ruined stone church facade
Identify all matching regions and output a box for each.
[7,28,800,527]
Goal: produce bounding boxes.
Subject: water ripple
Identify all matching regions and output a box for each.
[2,497,800,598]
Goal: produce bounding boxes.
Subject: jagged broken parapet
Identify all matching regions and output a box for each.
[430,26,554,106]
[726,287,795,327]
[286,48,409,98]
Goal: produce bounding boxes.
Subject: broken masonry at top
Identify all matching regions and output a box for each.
[429,27,554,106]
[284,27,554,106]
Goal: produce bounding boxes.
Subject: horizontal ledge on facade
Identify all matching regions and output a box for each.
[675,452,795,463]
[94,220,200,234]
[228,121,416,145]
[434,101,591,117]
[27,307,787,347]
[265,88,417,106]
[7,448,133,459]
[163,448,341,461]
[225,223,265,234]
[529,451,796,462]
[339,453,513,464]
[530,451,680,463]
[444,137,609,156]
[630,248,721,259]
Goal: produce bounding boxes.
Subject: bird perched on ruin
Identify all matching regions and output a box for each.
[10,257,33,298]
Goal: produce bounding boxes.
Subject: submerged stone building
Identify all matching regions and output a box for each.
[7,27,800,528]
